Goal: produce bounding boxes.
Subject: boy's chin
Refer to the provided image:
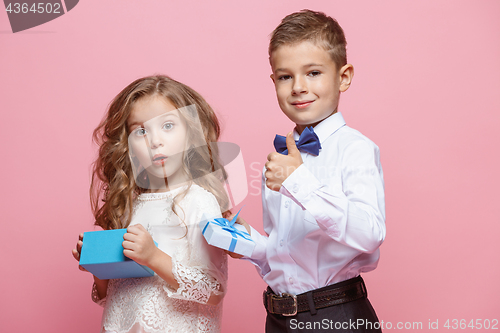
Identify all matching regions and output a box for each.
[295,117,329,129]
[287,110,338,130]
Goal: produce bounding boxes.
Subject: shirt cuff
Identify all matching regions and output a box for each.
[280,164,323,206]
[240,225,271,277]
[243,225,267,262]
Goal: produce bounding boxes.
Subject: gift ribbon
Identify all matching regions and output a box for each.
[202,207,252,253]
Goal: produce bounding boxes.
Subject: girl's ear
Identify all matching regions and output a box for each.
[339,64,354,92]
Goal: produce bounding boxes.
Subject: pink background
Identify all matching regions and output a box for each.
[1,0,499,332]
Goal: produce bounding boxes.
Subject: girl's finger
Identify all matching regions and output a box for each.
[72,248,80,260]
[123,249,136,260]
[122,240,135,251]
[127,224,144,235]
[134,224,146,231]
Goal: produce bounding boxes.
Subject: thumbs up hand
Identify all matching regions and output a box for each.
[265,132,303,192]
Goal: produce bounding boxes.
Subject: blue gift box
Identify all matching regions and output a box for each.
[199,210,255,257]
[79,229,155,279]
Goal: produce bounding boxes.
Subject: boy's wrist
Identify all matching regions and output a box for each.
[280,164,322,206]
[280,164,303,192]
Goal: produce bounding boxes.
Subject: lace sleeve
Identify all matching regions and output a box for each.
[91,282,106,307]
[164,259,223,303]
[162,186,228,304]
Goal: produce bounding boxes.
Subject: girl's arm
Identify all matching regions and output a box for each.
[72,233,109,301]
[123,222,225,306]
[123,189,228,306]
[123,225,180,291]
[92,275,109,300]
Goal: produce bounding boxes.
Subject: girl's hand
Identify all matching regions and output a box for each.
[123,224,158,267]
[72,232,109,300]
[72,233,88,272]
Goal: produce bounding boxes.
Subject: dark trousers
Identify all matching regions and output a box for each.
[265,278,382,333]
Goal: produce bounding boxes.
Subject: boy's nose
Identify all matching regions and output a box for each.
[291,77,308,95]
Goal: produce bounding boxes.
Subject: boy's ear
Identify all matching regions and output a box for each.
[339,64,354,92]
[270,73,276,84]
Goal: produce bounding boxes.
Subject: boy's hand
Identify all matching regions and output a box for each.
[123,224,158,267]
[225,213,251,259]
[265,132,303,191]
[72,233,89,272]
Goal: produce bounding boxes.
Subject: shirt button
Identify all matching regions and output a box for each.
[289,277,294,284]
[280,239,284,247]
[293,184,299,193]
[284,201,290,208]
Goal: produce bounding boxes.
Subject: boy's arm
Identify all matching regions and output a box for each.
[269,136,385,254]
[235,172,271,278]
[290,139,384,253]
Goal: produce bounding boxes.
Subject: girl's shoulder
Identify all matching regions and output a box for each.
[184,184,218,205]
[182,184,221,218]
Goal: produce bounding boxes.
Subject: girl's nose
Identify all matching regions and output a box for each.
[291,76,308,95]
[148,131,164,149]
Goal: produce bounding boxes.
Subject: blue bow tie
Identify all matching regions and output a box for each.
[273,127,321,156]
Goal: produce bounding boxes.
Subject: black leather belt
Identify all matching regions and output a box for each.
[263,276,367,316]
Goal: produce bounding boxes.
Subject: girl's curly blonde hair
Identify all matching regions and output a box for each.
[90,75,230,230]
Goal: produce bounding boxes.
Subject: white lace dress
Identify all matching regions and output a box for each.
[92,185,228,333]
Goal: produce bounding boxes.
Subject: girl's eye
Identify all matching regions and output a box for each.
[134,128,147,136]
[308,70,321,77]
[162,122,174,130]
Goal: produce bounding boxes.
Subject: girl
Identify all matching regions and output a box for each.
[72,75,230,333]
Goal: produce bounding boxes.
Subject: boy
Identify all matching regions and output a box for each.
[237,9,386,333]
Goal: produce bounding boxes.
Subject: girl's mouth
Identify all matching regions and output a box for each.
[152,154,168,166]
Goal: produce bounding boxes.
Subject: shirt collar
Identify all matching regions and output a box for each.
[293,112,346,143]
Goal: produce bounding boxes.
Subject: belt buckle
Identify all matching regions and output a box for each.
[281,293,298,316]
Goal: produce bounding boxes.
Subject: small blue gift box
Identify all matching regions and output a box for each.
[79,229,155,280]
[199,209,255,257]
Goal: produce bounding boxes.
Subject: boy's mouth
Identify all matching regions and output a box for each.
[291,100,314,109]
[152,154,168,165]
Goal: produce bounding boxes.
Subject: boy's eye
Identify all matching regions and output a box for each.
[277,75,292,81]
[134,128,147,136]
[308,70,321,77]
[162,122,174,130]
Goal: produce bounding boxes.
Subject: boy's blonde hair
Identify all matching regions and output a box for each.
[269,9,347,70]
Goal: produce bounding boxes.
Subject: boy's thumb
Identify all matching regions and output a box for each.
[286,132,299,155]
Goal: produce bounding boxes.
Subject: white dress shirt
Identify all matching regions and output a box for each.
[247,112,386,295]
